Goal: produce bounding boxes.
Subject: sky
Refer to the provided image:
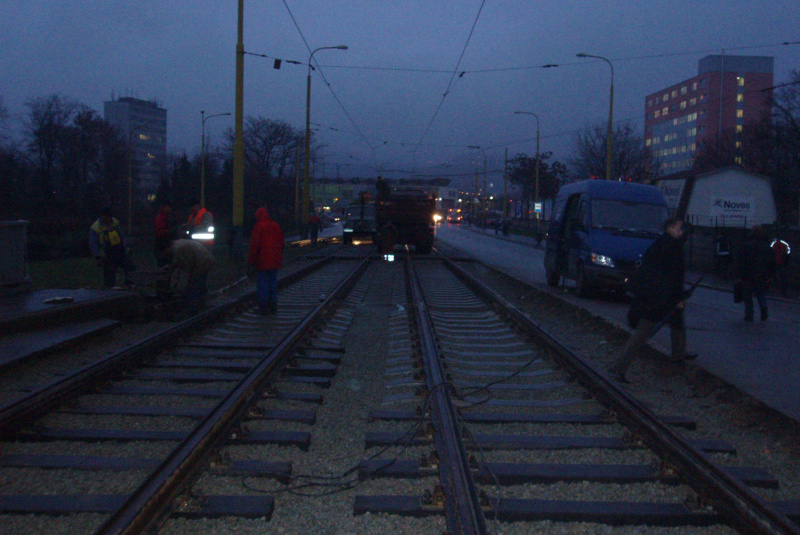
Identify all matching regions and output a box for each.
[1,1,799,190]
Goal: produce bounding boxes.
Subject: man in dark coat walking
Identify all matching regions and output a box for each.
[608,217,694,383]
[736,225,776,321]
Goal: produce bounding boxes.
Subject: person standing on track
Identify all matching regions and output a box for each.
[607,217,695,383]
[248,206,285,315]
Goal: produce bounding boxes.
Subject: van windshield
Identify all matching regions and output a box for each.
[591,200,668,234]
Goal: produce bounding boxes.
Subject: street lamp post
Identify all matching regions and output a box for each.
[303,45,347,233]
[127,123,147,235]
[200,110,231,208]
[514,111,541,222]
[577,52,615,181]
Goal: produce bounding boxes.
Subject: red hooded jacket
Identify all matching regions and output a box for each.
[248,207,285,270]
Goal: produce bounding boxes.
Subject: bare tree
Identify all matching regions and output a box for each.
[570,121,657,182]
[507,151,567,218]
[24,94,82,201]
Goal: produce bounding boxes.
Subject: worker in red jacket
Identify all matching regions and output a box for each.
[247,207,285,315]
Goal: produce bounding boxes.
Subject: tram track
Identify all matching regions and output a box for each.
[0,244,798,534]
[0,249,371,534]
[355,251,800,534]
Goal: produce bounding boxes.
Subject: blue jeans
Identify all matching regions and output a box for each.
[257,269,278,313]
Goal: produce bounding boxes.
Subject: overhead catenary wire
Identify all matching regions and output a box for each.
[413,0,487,153]
[281,0,380,173]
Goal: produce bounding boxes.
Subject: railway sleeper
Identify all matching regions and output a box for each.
[14,426,312,450]
[365,431,736,454]
[0,494,274,519]
[357,458,777,488]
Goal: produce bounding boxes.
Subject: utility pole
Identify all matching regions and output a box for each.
[231,0,245,260]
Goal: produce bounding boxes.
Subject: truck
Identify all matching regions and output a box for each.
[374,185,436,254]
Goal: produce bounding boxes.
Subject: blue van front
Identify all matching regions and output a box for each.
[544,180,670,295]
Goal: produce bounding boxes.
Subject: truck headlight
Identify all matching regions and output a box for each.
[591,253,615,268]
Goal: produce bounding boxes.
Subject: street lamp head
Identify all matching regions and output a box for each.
[576,52,589,58]
[336,45,348,50]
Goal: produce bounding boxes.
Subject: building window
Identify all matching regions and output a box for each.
[681,86,687,95]
[737,94,744,102]
[690,98,697,106]
[655,110,660,118]
[737,76,745,86]
[700,78,708,88]
[663,93,669,101]
[680,101,687,110]
[700,94,706,103]
[671,90,677,98]
[647,99,652,108]
[736,125,743,133]
[735,141,742,148]
[662,107,669,116]
[692,81,698,91]
[736,110,744,118]
[645,138,651,146]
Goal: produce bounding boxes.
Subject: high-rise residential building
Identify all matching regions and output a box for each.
[104,97,167,200]
[644,55,773,175]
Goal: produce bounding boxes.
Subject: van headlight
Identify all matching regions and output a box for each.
[591,253,615,268]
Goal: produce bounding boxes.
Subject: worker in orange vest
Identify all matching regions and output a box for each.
[187,201,214,249]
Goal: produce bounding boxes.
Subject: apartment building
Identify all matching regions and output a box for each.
[644,55,773,174]
[104,97,168,200]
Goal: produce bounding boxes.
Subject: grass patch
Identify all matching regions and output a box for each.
[28,240,247,291]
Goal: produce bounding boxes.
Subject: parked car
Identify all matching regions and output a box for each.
[543,179,670,297]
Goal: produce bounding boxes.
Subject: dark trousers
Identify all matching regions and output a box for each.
[103,250,133,288]
[743,282,767,319]
[612,309,686,375]
[775,265,788,296]
[185,271,208,311]
[257,269,278,313]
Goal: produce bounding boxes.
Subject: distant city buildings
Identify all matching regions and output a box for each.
[104,97,167,201]
[644,55,773,175]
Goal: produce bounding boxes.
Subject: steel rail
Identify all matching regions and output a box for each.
[0,255,335,437]
[405,255,488,535]
[438,251,800,535]
[94,255,370,535]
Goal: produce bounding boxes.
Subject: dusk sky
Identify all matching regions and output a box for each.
[2,1,799,189]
